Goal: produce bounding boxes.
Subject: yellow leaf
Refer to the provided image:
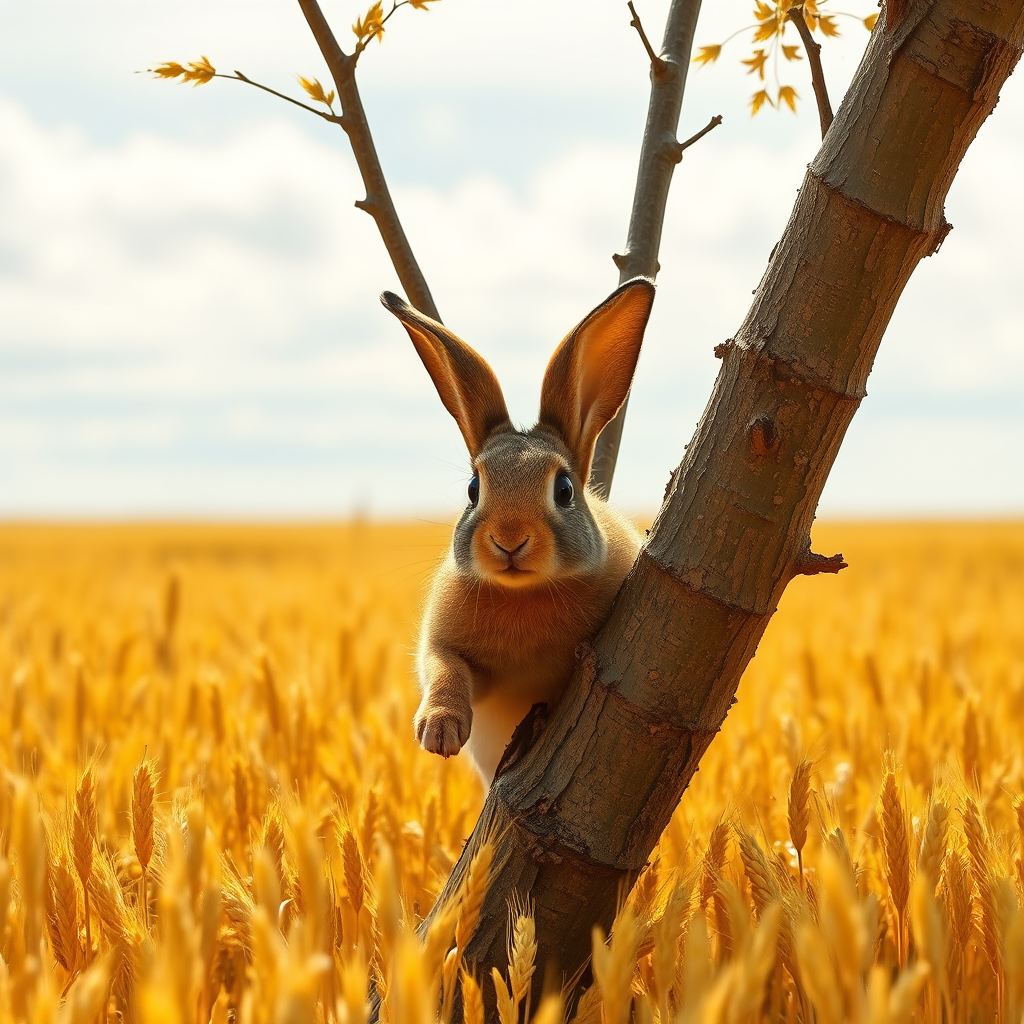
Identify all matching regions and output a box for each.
[298,75,328,105]
[693,44,722,65]
[750,89,773,115]
[150,62,186,80]
[352,2,385,44]
[864,12,879,29]
[803,0,820,17]
[778,84,799,111]
[182,56,216,85]
[753,15,779,41]
[818,14,841,36]
[742,49,769,80]
[409,0,439,7]
[754,1,775,21]
[325,90,336,106]
[782,44,803,61]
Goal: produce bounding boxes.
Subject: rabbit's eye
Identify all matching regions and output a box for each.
[554,473,574,508]
[468,475,480,507]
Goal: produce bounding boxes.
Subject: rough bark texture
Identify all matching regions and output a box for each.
[428,0,1024,1017]
[296,0,441,321]
[590,0,704,498]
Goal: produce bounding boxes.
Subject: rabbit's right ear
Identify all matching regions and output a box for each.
[381,292,512,458]
[538,278,655,481]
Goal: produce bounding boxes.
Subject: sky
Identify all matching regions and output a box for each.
[1,0,1021,520]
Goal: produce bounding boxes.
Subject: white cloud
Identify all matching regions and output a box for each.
[1,0,1022,518]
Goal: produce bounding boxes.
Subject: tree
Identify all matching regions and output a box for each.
[423,0,1023,1015]
[157,0,1023,1017]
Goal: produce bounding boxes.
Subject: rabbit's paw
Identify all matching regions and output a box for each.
[415,701,472,758]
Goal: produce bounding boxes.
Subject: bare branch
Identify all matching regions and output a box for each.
[627,1,667,76]
[590,0,704,498]
[675,113,723,156]
[789,6,834,138]
[220,72,345,126]
[794,550,848,575]
[296,0,441,320]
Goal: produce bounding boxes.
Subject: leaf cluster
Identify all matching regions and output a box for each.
[150,56,217,86]
[694,0,877,116]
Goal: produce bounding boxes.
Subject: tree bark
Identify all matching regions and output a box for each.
[427,0,1024,1016]
[590,0,704,498]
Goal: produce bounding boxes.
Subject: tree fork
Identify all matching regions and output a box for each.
[426,0,1024,1017]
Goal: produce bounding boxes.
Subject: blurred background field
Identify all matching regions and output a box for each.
[0,519,1022,1021]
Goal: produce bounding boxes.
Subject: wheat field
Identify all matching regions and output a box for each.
[0,520,1022,1023]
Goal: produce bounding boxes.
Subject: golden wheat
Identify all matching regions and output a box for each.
[0,521,1021,1022]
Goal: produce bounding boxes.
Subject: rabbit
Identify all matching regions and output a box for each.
[381,278,656,784]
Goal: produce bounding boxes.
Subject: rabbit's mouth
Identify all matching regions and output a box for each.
[485,557,543,586]
[496,564,533,580]
[472,528,553,584]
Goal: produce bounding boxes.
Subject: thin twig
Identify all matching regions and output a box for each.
[676,114,723,155]
[627,1,667,75]
[788,7,833,138]
[296,0,440,320]
[354,0,404,58]
[223,72,344,126]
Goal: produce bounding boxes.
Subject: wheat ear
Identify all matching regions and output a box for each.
[132,758,155,930]
[788,759,812,891]
[964,796,1005,995]
[698,820,730,910]
[47,844,81,975]
[508,903,537,1021]
[880,754,911,967]
[460,969,485,1024]
[440,838,494,1023]
[917,798,949,889]
[73,768,97,961]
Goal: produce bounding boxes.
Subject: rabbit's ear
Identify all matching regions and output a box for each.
[538,278,655,481]
[381,292,512,458]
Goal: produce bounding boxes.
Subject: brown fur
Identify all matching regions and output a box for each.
[381,279,655,783]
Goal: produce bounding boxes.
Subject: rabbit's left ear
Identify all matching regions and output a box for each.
[538,278,655,482]
[381,291,512,458]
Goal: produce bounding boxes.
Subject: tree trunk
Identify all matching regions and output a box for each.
[427,0,1024,1016]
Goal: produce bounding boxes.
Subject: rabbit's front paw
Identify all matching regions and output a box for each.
[415,701,472,758]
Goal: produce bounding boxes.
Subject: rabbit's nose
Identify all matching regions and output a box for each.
[489,534,530,556]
